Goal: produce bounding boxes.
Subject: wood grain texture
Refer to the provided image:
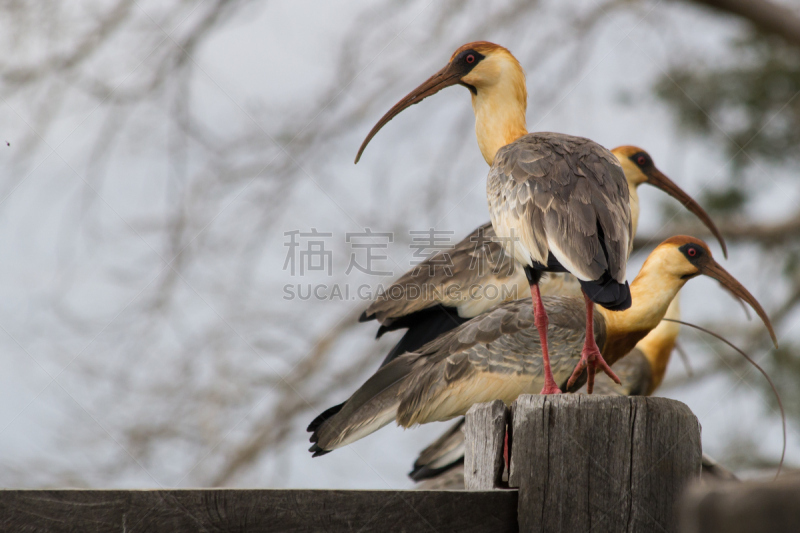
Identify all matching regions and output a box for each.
[509,395,700,533]
[464,400,509,490]
[680,476,800,533]
[0,489,518,533]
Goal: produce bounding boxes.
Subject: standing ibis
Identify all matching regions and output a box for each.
[408,297,682,483]
[308,236,775,455]
[410,296,739,488]
[360,146,726,373]
[309,147,725,435]
[357,42,638,394]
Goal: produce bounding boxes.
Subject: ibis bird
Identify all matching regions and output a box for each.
[309,147,725,432]
[308,236,775,455]
[410,295,739,487]
[408,297,682,482]
[410,303,741,488]
[357,42,642,393]
[361,146,726,369]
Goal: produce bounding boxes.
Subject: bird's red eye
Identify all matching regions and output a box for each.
[637,155,647,166]
[466,54,475,64]
[688,247,697,257]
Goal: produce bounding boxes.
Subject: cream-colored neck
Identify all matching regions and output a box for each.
[597,250,689,363]
[603,267,684,337]
[470,71,528,165]
[635,295,681,393]
[626,183,641,257]
[629,185,641,237]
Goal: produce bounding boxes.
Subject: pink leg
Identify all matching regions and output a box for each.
[566,291,620,393]
[531,284,562,395]
[503,431,509,473]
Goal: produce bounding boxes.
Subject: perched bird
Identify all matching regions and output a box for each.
[357,42,639,394]
[308,236,776,455]
[591,298,682,397]
[409,414,470,484]
[409,297,682,482]
[313,148,723,435]
[410,297,740,488]
[361,146,726,368]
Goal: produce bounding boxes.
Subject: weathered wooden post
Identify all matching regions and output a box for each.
[465,395,702,533]
[464,400,509,490]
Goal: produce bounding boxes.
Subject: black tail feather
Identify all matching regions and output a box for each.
[307,402,344,434]
[308,403,343,457]
[579,220,631,311]
[374,304,464,338]
[308,443,333,457]
[579,275,631,311]
[379,305,468,367]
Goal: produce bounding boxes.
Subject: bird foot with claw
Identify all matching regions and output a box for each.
[567,345,619,393]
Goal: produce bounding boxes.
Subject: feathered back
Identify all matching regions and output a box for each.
[310,295,606,454]
[487,133,632,284]
[361,222,523,326]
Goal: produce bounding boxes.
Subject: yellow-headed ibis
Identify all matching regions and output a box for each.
[410,297,739,487]
[360,146,726,370]
[408,297,681,482]
[309,147,725,432]
[308,236,775,455]
[357,42,645,393]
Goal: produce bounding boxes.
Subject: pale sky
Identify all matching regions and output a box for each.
[0,0,794,489]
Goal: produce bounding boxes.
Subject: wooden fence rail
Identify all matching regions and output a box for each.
[0,488,518,532]
[4,396,797,532]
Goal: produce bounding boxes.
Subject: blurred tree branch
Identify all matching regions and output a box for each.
[634,210,800,250]
[682,0,800,48]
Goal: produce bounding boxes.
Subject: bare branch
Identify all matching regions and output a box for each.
[681,0,800,48]
[634,211,800,250]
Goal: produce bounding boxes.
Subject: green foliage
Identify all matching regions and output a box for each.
[783,249,800,278]
[657,30,800,469]
[655,33,800,169]
[700,186,747,214]
[763,342,800,422]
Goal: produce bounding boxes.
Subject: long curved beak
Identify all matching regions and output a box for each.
[646,168,728,259]
[700,260,778,348]
[355,62,463,164]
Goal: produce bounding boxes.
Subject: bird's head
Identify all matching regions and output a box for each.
[449,42,524,95]
[612,146,728,258]
[613,146,654,188]
[647,236,776,347]
[355,41,525,163]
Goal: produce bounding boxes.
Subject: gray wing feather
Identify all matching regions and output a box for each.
[320,294,608,444]
[396,295,606,425]
[312,356,415,450]
[489,133,632,282]
[362,222,526,323]
[409,347,653,484]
